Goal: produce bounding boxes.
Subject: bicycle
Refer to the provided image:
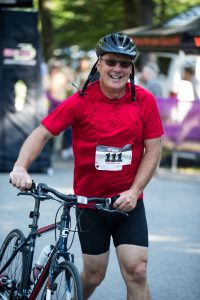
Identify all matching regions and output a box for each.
[0,182,127,300]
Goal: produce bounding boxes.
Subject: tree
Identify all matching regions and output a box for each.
[37,0,200,61]
[39,0,148,60]
[38,0,54,61]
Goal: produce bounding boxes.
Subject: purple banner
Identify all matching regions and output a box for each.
[156,98,200,146]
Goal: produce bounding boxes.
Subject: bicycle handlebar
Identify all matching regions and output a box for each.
[18,182,114,204]
[17,181,123,208]
[18,181,128,217]
[16,182,128,218]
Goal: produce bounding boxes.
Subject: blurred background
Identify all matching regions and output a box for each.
[0,0,200,174]
[0,2,200,299]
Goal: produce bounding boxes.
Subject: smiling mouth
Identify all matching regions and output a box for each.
[110,75,122,79]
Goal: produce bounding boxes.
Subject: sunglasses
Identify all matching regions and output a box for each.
[100,58,132,68]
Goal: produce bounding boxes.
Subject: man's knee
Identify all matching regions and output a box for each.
[117,245,148,286]
[121,257,148,287]
[82,252,109,289]
[130,262,147,285]
[82,267,106,288]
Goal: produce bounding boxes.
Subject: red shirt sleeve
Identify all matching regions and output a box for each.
[41,93,82,135]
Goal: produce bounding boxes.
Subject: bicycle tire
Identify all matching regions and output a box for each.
[0,229,27,300]
[40,261,83,300]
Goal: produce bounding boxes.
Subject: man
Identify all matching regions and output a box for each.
[182,61,200,100]
[10,32,163,300]
[138,63,163,98]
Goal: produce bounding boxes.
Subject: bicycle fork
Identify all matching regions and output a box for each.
[44,205,74,298]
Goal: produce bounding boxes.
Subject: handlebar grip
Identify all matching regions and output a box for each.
[9,178,36,189]
[31,180,36,189]
[110,194,120,202]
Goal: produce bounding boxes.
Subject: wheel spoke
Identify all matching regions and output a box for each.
[0,230,26,299]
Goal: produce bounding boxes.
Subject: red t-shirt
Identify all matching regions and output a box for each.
[42,81,163,199]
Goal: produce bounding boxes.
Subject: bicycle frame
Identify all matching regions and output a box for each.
[29,204,74,300]
[1,182,123,300]
[0,196,75,299]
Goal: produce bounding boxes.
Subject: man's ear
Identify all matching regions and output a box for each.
[96,59,101,72]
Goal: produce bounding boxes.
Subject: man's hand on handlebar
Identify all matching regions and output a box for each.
[10,165,32,191]
[113,189,138,212]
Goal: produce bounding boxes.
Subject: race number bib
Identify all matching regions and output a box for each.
[95,144,132,171]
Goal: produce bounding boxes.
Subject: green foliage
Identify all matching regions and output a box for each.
[153,0,200,23]
[50,0,125,50]
[40,0,200,56]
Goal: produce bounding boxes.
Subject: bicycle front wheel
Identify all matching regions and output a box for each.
[44,261,83,300]
[0,229,26,299]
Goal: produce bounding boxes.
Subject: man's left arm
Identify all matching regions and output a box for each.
[113,137,162,211]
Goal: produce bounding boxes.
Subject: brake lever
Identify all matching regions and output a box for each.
[17,191,32,196]
[17,182,52,200]
[107,207,129,218]
[109,194,129,216]
[16,180,36,197]
[95,204,128,218]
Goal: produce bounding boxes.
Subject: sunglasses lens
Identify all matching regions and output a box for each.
[103,59,131,68]
[120,61,132,68]
[105,59,117,67]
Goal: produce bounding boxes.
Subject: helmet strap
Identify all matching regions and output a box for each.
[79,61,98,96]
[130,64,136,101]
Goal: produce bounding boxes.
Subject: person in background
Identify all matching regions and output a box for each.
[74,56,91,90]
[45,58,73,159]
[74,56,99,91]
[138,63,164,98]
[182,61,200,100]
[174,60,200,122]
[10,32,163,300]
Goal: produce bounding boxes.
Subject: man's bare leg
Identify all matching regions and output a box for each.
[80,251,109,299]
[117,244,151,300]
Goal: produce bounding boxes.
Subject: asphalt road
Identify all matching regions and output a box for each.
[0,160,200,300]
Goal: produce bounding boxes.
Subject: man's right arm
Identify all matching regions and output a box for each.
[10,124,54,190]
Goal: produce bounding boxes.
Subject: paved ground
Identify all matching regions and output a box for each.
[0,160,200,300]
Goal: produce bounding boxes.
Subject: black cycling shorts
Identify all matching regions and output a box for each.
[76,200,148,255]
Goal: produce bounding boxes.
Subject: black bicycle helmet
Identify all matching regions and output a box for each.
[96,32,137,60]
[79,32,137,100]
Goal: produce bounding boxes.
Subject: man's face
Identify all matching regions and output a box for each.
[97,53,132,98]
